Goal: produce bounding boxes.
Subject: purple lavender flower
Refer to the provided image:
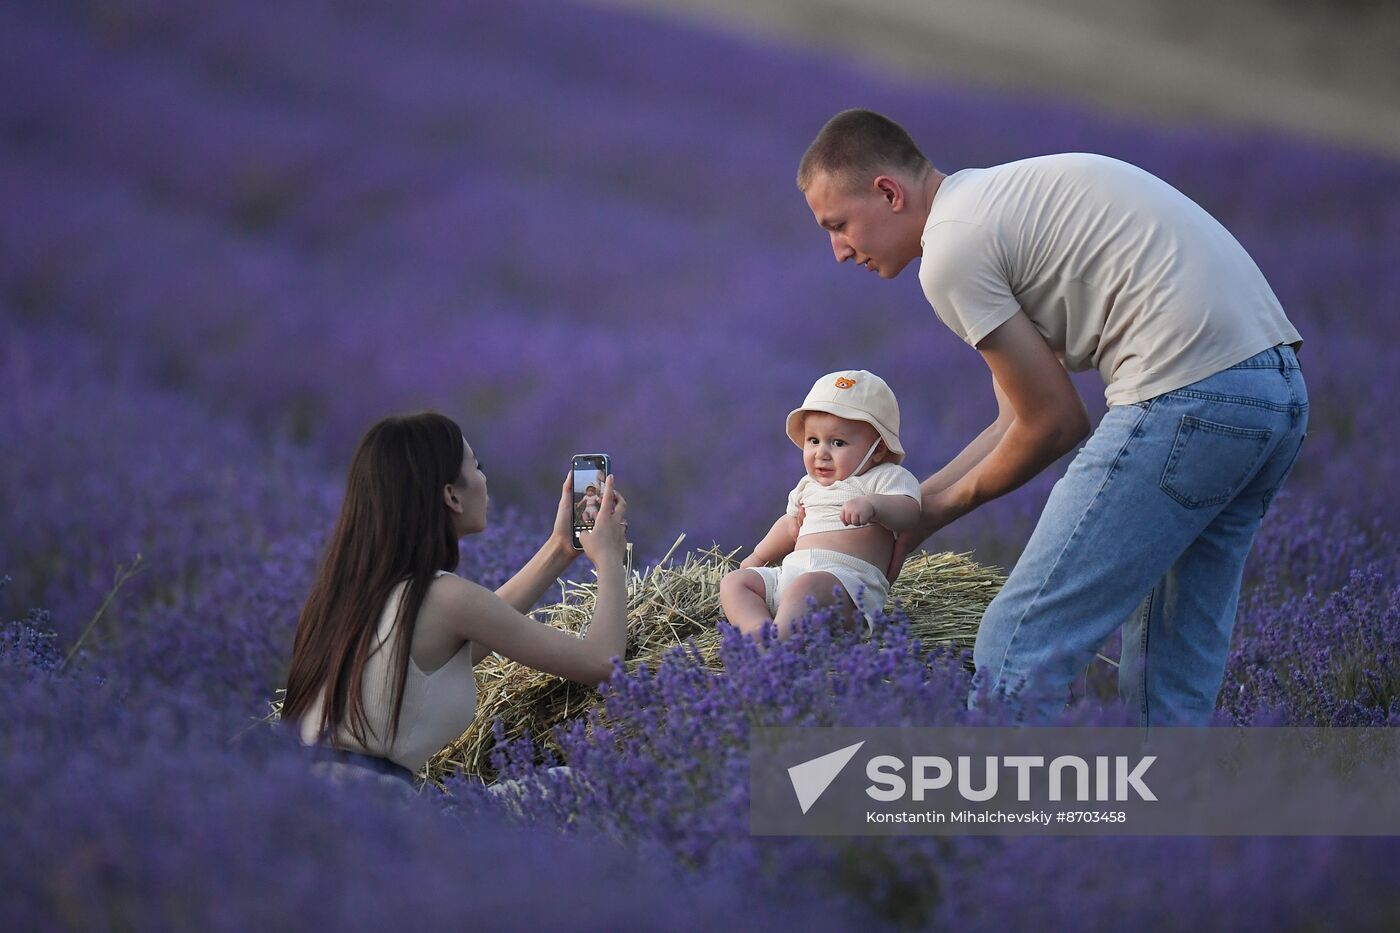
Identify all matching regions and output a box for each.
[2,0,1399,926]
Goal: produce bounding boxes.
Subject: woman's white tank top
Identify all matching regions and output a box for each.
[298,571,477,772]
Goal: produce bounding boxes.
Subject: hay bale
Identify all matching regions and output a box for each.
[425,545,1004,784]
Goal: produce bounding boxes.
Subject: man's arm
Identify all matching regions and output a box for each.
[918,376,1015,500]
[887,311,1088,580]
[927,310,1089,530]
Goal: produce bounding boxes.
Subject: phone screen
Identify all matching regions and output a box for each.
[571,454,610,548]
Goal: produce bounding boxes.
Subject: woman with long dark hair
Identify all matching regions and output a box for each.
[282,412,628,792]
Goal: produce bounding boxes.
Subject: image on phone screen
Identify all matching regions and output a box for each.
[571,454,610,548]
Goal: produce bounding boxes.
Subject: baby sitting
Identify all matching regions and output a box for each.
[720,369,921,639]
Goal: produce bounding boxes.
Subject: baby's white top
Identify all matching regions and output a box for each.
[298,571,477,773]
[786,462,922,536]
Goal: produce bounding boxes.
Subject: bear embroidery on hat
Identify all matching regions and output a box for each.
[834,376,857,389]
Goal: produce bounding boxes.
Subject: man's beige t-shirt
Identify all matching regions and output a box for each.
[918,153,1302,406]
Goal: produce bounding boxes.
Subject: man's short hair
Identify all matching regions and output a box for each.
[797,109,930,192]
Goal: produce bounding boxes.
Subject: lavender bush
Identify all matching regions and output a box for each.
[3,0,1399,926]
[458,607,1400,929]
[0,645,859,931]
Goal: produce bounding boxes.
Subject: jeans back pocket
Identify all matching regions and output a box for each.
[1160,415,1273,509]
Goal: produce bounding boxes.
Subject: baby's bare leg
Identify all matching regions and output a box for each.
[719,569,773,637]
[773,571,858,639]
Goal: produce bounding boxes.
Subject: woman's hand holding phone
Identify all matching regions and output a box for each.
[580,474,627,568]
[551,471,583,557]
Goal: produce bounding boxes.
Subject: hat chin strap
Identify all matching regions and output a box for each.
[851,438,882,477]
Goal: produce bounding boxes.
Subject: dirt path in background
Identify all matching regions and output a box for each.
[590,0,1400,157]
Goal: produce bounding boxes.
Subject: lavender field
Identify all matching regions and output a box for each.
[3,0,1400,927]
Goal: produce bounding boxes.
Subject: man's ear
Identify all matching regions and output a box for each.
[443,483,463,514]
[873,175,906,211]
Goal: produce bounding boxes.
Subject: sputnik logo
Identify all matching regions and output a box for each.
[788,741,865,814]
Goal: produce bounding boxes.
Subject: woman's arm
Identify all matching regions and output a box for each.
[473,473,582,663]
[495,473,582,614]
[444,475,630,685]
[479,539,577,665]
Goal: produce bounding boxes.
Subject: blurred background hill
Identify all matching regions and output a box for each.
[593,0,1400,156]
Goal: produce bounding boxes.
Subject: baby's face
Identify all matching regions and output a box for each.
[801,412,882,486]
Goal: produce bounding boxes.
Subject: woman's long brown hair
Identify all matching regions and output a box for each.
[282,412,465,749]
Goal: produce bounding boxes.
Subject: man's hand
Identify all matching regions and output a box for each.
[888,530,920,583]
[885,490,961,581]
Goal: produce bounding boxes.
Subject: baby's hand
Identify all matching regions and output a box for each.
[841,496,877,527]
[739,553,767,570]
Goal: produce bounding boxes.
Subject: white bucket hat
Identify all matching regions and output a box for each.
[785,370,905,465]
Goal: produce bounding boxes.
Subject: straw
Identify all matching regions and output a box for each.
[426,547,1003,784]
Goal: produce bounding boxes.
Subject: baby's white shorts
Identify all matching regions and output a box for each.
[746,547,889,635]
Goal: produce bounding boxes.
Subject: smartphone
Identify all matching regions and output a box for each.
[570,453,611,549]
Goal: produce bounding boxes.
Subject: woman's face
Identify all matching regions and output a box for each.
[450,438,489,535]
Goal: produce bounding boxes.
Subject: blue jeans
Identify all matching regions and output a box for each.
[307,745,422,804]
[972,345,1308,725]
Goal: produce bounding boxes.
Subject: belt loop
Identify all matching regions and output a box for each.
[1275,345,1286,374]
